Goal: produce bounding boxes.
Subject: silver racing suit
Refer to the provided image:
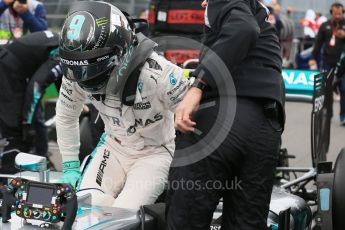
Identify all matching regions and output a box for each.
[56,52,191,209]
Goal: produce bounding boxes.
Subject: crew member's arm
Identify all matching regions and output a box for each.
[309,22,326,67]
[175,2,260,133]
[192,1,260,89]
[22,60,62,126]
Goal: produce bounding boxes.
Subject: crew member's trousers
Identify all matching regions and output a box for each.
[166,97,283,230]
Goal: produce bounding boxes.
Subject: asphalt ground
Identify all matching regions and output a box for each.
[282,100,345,168]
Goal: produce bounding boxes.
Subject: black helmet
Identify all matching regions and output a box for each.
[59,1,136,94]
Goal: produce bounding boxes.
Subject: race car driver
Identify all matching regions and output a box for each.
[0,30,61,173]
[57,1,191,210]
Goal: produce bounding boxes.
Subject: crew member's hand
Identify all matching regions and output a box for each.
[82,105,90,114]
[336,29,345,39]
[175,87,202,133]
[60,161,81,189]
[308,59,317,70]
[13,1,28,15]
[3,0,15,6]
[201,0,208,8]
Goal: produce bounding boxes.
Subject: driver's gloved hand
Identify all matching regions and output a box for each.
[60,161,81,189]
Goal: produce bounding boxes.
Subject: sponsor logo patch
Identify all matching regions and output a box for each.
[118,45,134,77]
[133,101,151,110]
[137,81,144,93]
[150,75,159,84]
[62,83,73,95]
[60,58,89,66]
[59,99,77,110]
[147,58,163,71]
[96,149,110,186]
[97,55,109,62]
[61,92,74,102]
[169,73,177,85]
[127,113,163,135]
[167,80,186,96]
[96,17,109,27]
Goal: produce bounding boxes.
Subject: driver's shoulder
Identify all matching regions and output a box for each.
[138,52,166,87]
[140,51,183,84]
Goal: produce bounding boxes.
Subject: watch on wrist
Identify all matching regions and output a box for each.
[191,78,207,91]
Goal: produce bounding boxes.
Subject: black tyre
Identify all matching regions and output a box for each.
[333,148,345,230]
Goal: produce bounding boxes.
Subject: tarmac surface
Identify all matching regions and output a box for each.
[282,101,345,168]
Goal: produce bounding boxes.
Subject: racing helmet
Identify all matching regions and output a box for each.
[59,1,136,94]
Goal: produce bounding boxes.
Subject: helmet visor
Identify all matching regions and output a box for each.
[60,55,119,82]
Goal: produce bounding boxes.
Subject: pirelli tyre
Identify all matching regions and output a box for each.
[333,148,345,230]
[148,0,204,35]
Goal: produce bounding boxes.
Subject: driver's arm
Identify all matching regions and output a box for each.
[157,60,192,112]
[56,77,86,163]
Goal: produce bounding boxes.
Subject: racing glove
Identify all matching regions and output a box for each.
[60,161,81,189]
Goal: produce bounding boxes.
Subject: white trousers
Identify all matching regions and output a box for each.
[77,134,173,210]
